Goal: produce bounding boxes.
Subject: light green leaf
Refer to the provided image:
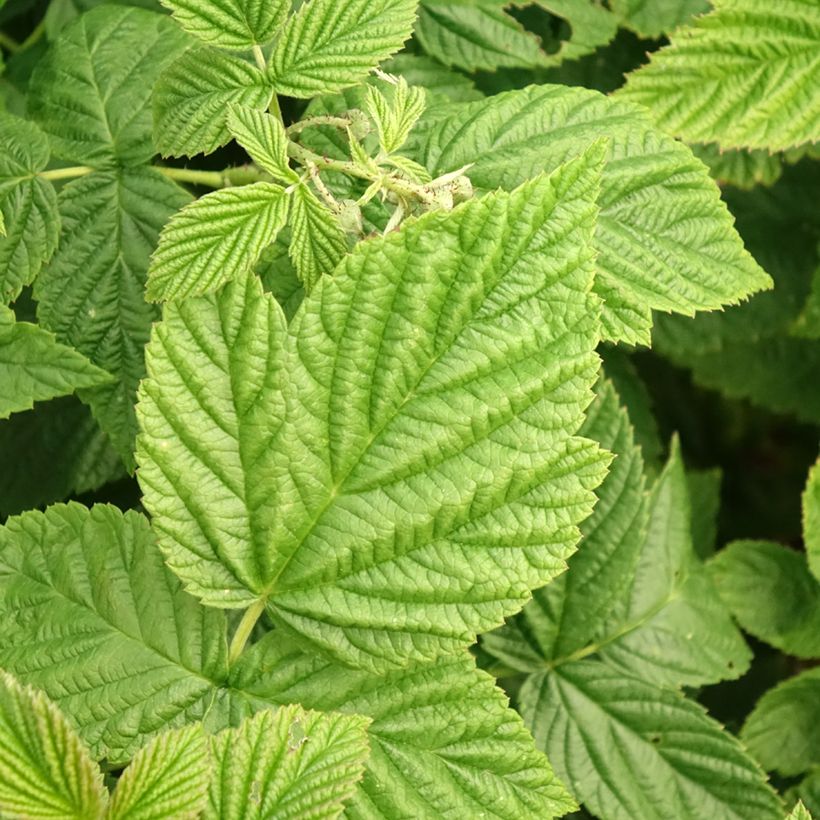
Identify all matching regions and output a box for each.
[410,83,771,345]
[108,725,209,820]
[160,0,288,49]
[34,168,190,469]
[0,672,108,819]
[618,0,820,151]
[288,184,348,291]
[803,458,820,582]
[268,0,417,98]
[147,182,288,301]
[520,660,782,820]
[365,75,426,154]
[154,48,273,158]
[0,114,59,303]
[28,6,191,166]
[206,706,370,820]
[227,104,298,184]
[0,503,233,764]
[231,637,577,818]
[742,667,820,777]
[788,802,813,820]
[611,0,709,38]
[535,0,619,66]
[137,146,608,672]
[0,305,112,419]
[709,540,820,658]
[414,1,548,72]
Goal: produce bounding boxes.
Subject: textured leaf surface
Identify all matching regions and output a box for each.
[232,637,577,819]
[788,802,813,820]
[137,147,607,671]
[160,0,288,48]
[804,459,820,582]
[618,0,820,151]
[34,168,190,468]
[381,53,482,103]
[206,706,369,820]
[269,0,417,97]
[28,6,190,166]
[0,503,231,763]
[692,143,784,190]
[227,105,298,184]
[710,540,820,658]
[0,305,112,419]
[0,672,108,819]
[520,660,782,820]
[0,115,59,303]
[154,48,272,157]
[147,182,288,301]
[108,725,209,820]
[288,184,348,291]
[410,83,771,344]
[536,0,619,66]
[611,0,709,37]
[742,668,820,777]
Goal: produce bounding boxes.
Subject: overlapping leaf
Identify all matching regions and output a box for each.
[137,146,608,671]
[618,0,820,151]
[409,83,771,344]
[611,0,709,37]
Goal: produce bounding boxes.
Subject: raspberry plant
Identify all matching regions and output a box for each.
[0,0,818,817]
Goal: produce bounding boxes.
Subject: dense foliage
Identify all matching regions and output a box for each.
[0,0,818,817]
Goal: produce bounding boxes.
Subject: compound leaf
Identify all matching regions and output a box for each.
[160,0,288,49]
[137,146,608,671]
[410,83,771,345]
[205,706,369,820]
[269,0,417,98]
[147,182,288,301]
[28,6,191,167]
[618,0,820,151]
[0,672,108,819]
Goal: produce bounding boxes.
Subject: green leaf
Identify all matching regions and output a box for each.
[34,168,190,469]
[28,6,191,166]
[414,1,548,72]
[0,304,112,419]
[0,503,233,764]
[108,725,209,820]
[227,104,298,184]
[410,83,771,345]
[231,638,577,818]
[287,184,348,291]
[520,660,782,820]
[535,0,619,66]
[796,772,820,819]
[0,114,59,303]
[268,0,417,98]
[365,75,426,154]
[618,0,820,151]
[742,667,820,777]
[692,143,784,190]
[687,467,722,559]
[154,48,273,158]
[0,672,108,819]
[709,540,820,658]
[146,182,288,301]
[160,0,288,49]
[136,146,607,671]
[205,706,369,820]
[380,53,482,103]
[611,0,709,38]
[788,802,813,820]
[804,458,820,582]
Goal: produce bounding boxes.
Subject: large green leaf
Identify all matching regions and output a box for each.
[618,0,820,151]
[154,48,273,157]
[205,706,370,820]
[137,146,608,671]
[611,0,709,37]
[34,167,190,468]
[520,660,782,820]
[28,5,191,166]
[160,0,288,49]
[0,114,59,303]
[410,83,771,345]
[147,182,289,301]
[709,540,820,658]
[0,305,111,419]
[0,503,232,764]
[0,672,108,819]
[268,0,417,97]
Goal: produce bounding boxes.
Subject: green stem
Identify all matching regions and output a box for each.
[228,599,267,664]
[156,165,269,188]
[287,115,351,136]
[19,17,46,51]
[38,165,94,181]
[0,31,21,53]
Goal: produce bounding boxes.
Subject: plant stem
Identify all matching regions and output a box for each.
[287,115,352,136]
[0,31,20,53]
[39,166,95,181]
[156,165,269,188]
[19,17,46,51]
[228,598,267,664]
